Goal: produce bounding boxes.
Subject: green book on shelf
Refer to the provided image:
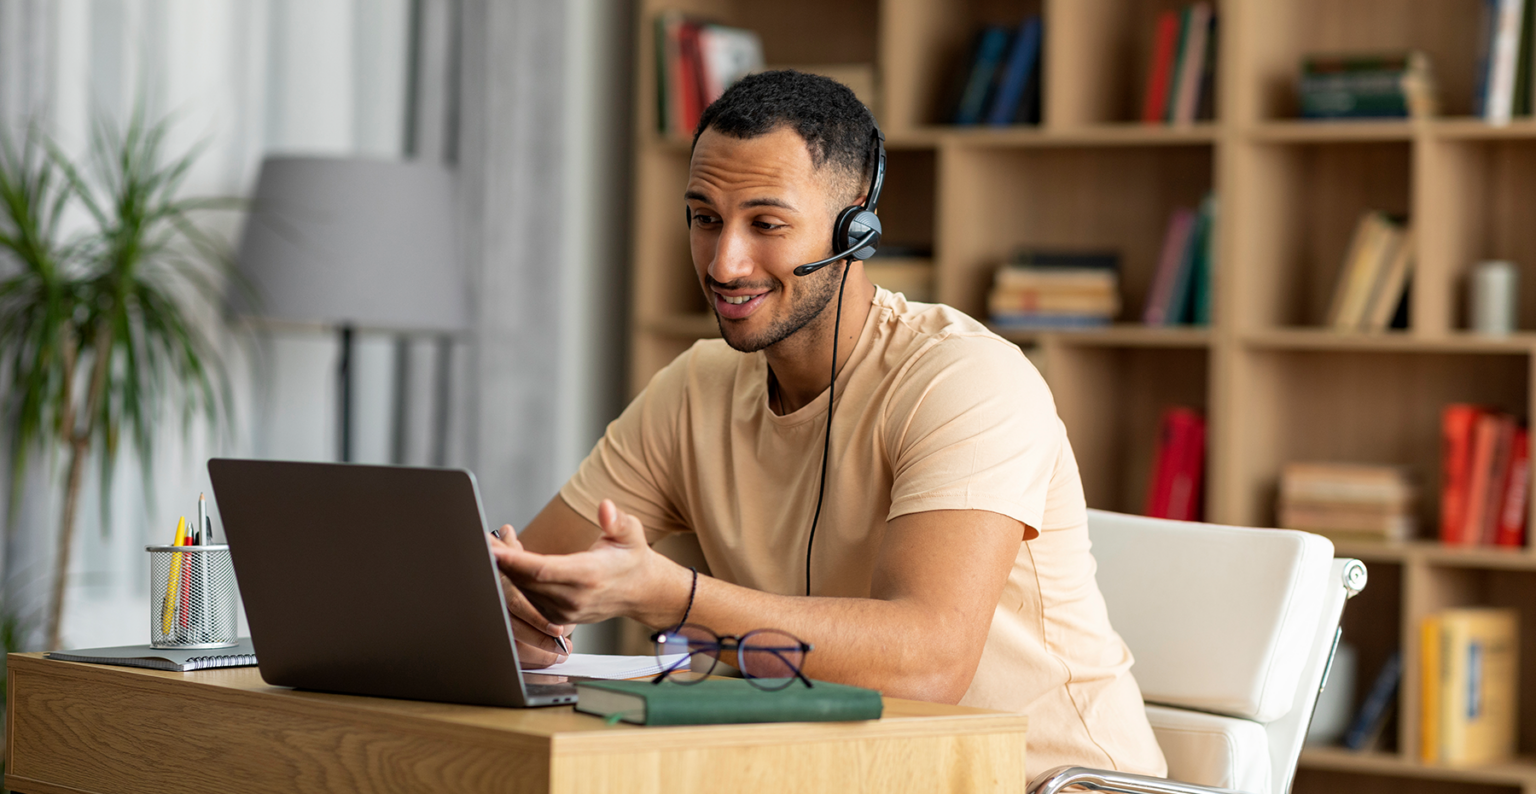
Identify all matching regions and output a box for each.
[576,678,884,726]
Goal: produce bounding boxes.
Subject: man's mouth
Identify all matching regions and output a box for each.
[713,290,768,320]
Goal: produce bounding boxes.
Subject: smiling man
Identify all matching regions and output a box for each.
[491,70,1166,778]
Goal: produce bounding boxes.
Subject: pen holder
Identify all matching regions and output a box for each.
[146,544,239,649]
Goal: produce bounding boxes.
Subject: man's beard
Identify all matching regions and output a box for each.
[711,262,844,353]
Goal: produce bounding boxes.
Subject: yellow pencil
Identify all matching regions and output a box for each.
[161,517,187,635]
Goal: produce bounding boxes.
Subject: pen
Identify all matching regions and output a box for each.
[197,493,208,545]
[485,526,566,654]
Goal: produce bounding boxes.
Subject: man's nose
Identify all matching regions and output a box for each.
[708,222,755,284]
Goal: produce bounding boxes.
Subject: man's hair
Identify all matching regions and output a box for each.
[693,70,876,202]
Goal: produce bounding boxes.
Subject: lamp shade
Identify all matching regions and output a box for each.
[236,157,466,332]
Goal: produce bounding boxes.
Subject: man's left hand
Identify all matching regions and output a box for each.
[491,499,691,627]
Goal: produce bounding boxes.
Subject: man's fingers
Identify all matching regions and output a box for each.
[510,614,569,668]
[596,499,647,548]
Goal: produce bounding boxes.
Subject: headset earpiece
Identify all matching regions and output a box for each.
[833,205,882,262]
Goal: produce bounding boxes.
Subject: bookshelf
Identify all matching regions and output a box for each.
[627,1,1536,790]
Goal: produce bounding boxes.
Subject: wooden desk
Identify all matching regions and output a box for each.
[4,653,1027,793]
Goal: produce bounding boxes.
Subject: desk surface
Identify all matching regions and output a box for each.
[5,653,1028,794]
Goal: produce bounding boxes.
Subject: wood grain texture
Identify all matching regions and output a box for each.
[4,655,1026,794]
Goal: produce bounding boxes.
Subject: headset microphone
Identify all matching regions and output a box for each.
[791,228,880,277]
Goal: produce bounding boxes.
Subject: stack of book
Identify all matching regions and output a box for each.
[1441,405,1530,547]
[1474,0,1536,124]
[654,15,763,137]
[1419,608,1519,765]
[1142,195,1215,327]
[987,250,1120,329]
[1277,463,1416,544]
[1140,2,1218,125]
[1144,407,1206,522]
[944,14,1043,126]
[1298,52,1437,120]
[1325,211,1413,332]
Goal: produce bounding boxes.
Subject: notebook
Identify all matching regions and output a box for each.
[47,637,257,672]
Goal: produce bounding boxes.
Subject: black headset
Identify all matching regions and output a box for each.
[686,125,887,597]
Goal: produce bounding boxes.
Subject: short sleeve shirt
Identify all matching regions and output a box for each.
[561,289,1166,778]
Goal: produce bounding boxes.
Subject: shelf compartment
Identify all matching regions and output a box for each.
[1330,560,1405,755]
[1417,136,1536,334]
[1247,120,1418,143]
[881,0,1043,131]
[937,141,1214,323]
[1226,349,1529,534]
[1043,344,1208,515]
[1234,0,1487,123]
[1230,140,1412,331]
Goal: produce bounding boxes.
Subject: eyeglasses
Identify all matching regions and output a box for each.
[650,623,815,690]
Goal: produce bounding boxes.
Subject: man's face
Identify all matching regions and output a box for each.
[685,126,846,353]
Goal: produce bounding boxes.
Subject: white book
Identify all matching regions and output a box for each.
[1486,0,1526,124]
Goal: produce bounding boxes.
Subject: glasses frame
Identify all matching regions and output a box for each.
[650,623,815,690]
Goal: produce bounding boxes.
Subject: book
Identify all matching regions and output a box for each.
[1164,199,1211,325]
[954,26,1012,125]
[1363,226,1414,332]
[1479,414,1518,544]
[1327,212,1400,330]
[1164,6,1194,122]
[1342,650,1402,751]
[1436,608,1519,765]
[1145,407,1206,521]
[1475,0,1500,118]
[1143,9,1181,123]
[986,15,1042,126]
[1278,462,1416,542]
[47,637,257,672]
[697,24,764,107]
[1460,412,1514,545]
[1442,405,1485,543]
[575,678,884,726]
[1493,427,1530,547]
[1195,15,1220,121]
[1486,0,1527,124]
[1143,208,1197,325]
[1008,249,1120,270]
[1419,613,1442,763]
[1183,195,1217,326]
[1171,3,1213,125]
[1298,53,1434,119]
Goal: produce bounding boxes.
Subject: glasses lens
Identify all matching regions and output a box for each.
[654,623,719,683]
[739,630,806,689]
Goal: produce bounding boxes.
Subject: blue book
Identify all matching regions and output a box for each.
[1342,650,1402,750]
[955,26,1011,125]
[986,15,1043,126]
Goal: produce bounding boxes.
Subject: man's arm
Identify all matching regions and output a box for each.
[495,499,1023,704]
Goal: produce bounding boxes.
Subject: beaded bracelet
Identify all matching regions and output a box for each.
[677,566,698,627]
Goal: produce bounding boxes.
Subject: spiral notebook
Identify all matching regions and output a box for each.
[47,637,256,672]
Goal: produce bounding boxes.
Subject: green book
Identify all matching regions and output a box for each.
[575,679,884,726]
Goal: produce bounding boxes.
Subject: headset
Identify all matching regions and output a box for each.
[685,124,887,597]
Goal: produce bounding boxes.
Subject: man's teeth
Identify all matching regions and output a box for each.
[724,295,755,305]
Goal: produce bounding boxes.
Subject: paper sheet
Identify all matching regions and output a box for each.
[529,652,689,680]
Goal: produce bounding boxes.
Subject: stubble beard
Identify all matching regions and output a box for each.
[712,262,844,353]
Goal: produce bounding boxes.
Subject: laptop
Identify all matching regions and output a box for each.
[207,458,579,707]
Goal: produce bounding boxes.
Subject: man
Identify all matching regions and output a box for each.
[491,70,1166,778]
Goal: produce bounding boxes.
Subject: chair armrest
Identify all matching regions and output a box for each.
[1025,766,1252,794]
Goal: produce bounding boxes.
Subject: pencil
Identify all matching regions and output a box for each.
[161,517,187,636]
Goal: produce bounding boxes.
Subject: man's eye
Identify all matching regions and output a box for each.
[754,221,785,231]
[692,213,720,225]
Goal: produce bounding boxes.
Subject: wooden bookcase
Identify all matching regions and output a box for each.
[627,1,1536,791]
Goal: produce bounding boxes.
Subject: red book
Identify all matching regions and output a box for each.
[1460,413,1504,546]
[1494,427,1530,548]
[677,21,706,135]
[1142,10,1180,123]
[1168,411,1207,521]
[1479,415,1517,544]
[1441,404,1483,543]
[1145,407,1205,520]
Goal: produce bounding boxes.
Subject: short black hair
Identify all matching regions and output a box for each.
[694,70,876,200]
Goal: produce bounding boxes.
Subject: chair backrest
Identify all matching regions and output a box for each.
[1087,509,1360,794]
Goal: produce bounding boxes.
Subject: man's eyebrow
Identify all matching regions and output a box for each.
[740,197,796,211]
[683,190,709,202]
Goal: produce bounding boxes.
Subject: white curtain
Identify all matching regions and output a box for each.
[0,0,413,650]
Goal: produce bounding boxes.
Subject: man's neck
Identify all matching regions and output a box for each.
[764,270,878,415]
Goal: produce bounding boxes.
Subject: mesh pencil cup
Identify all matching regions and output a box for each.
[146,544,239,649]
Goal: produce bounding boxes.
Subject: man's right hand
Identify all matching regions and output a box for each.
[491,527,573,668]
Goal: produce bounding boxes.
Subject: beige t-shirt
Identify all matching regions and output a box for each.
[561,288,1166,778]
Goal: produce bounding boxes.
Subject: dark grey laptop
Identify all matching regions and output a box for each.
[207,458,578,707]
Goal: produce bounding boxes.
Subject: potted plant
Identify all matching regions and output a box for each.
[0,112,237,650]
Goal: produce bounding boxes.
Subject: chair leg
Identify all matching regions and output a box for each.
[1025,765,1252,794]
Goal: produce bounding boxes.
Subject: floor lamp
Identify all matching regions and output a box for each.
[236,157,466,464]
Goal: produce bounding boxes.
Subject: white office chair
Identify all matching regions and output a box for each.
[1026,510,1367,794]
